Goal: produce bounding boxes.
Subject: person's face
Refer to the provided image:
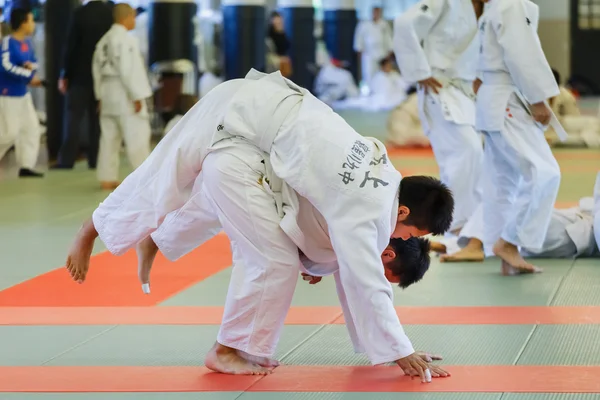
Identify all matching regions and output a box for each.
[381,246,401,284]
[392,206,430,239]
[382,61,392,73]
[22,13,35,35]
[372,8,382,21]
[272,15,284,32]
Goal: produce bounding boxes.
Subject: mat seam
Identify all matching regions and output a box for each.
[233,316,342,398]
[39,325,119,365]
[499,258,579,400]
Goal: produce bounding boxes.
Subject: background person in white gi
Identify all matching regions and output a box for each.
[476,0,561,275]
[393,0,483,235]
[354,6,392,92]
[64,70,454,380]
[0,8,44,178]
[92,4,152,190]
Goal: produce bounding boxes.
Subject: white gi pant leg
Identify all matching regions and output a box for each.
[98,113,151,182]
[594,172,600,249]
[0,94,41,168]
[151,173,223,261]
[202,145,300,358]
[482,95,561,251]
[98,115,123,182]
[424,97,483,231]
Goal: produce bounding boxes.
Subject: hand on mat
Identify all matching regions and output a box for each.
[418,77,443,94]
[473,78,482,95]
[396,352,431,382]
[530,102,551,126]
[416,351,443,362]
[301,273,322,285]
[403,363,450,379]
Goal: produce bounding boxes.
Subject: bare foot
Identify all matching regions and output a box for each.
[65,219,98,283]
[429,241,447,254]
[239,351,280,368]
[493,239,543,275]
[440,238,485,263]
[205,343,272,375]
[100,181,120,191]
[136,236,159,294]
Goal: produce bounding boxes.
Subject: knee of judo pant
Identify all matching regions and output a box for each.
[533,157,561,191]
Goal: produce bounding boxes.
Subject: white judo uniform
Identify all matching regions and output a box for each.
[92,24,153,183]
[150,140,367,355]
[476,0,561,251]
[369,70,410,110]
[386,94,429,147]
[353,19,393,88]
[448,195,600,259]
[393,0,482,231]
[92,69,414,363]
[314,63,359,106]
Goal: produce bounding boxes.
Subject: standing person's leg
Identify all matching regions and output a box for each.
[201,145,300,375]
[123,113,151,171]
[593,172,600,250]
[97,116,122,189]
[424,96,483,232]
[0,96,18,162]
[87,87,101,169]
[485,95,561,274]
[15,93,43,177]
[55,85,87,168]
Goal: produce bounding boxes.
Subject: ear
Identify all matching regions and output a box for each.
[382,248,396,260]
[397,205,410,222]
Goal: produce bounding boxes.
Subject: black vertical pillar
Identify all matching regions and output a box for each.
[222,0,266,80]
[44,0,77,161]
[279,0,314,90]
[322,0,358,83]
[148,0,198,67]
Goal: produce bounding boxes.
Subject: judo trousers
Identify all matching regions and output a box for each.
[97,113,152,182]
[481,94,561,251]
[200,143,300,358]
[423,95,483,232]
[0,93,41,169]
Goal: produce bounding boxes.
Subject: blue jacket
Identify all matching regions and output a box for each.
[0,36,37,97]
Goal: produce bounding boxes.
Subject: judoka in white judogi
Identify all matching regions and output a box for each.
[393,0,483,232]
[354,7,393,89]
[67,69,453,380]
[92,5,153,187]
[476,0,562,273]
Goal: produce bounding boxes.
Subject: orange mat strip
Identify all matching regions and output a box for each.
[2,365,600,393]
[3,306,600,325]
[0,235,232,307]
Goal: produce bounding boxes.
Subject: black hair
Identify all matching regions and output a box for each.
[136,6,146,15]
[270,11,281,19]
[552,68,561,86]
[9,8,32,31]
[379,56,391,68]
[406,85,418,95]
[387,237,431,289]
[397,175,454,235]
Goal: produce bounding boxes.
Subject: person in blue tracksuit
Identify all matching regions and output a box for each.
[0,8,43,177]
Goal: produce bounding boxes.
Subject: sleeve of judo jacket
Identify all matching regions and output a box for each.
[0,37,34,83]
[333,271,365,354]
[494,0,559,104]
[327,205,415,364]
[393,0,446,83]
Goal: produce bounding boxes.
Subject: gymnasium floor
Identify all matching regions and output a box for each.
[0,110,599,399]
